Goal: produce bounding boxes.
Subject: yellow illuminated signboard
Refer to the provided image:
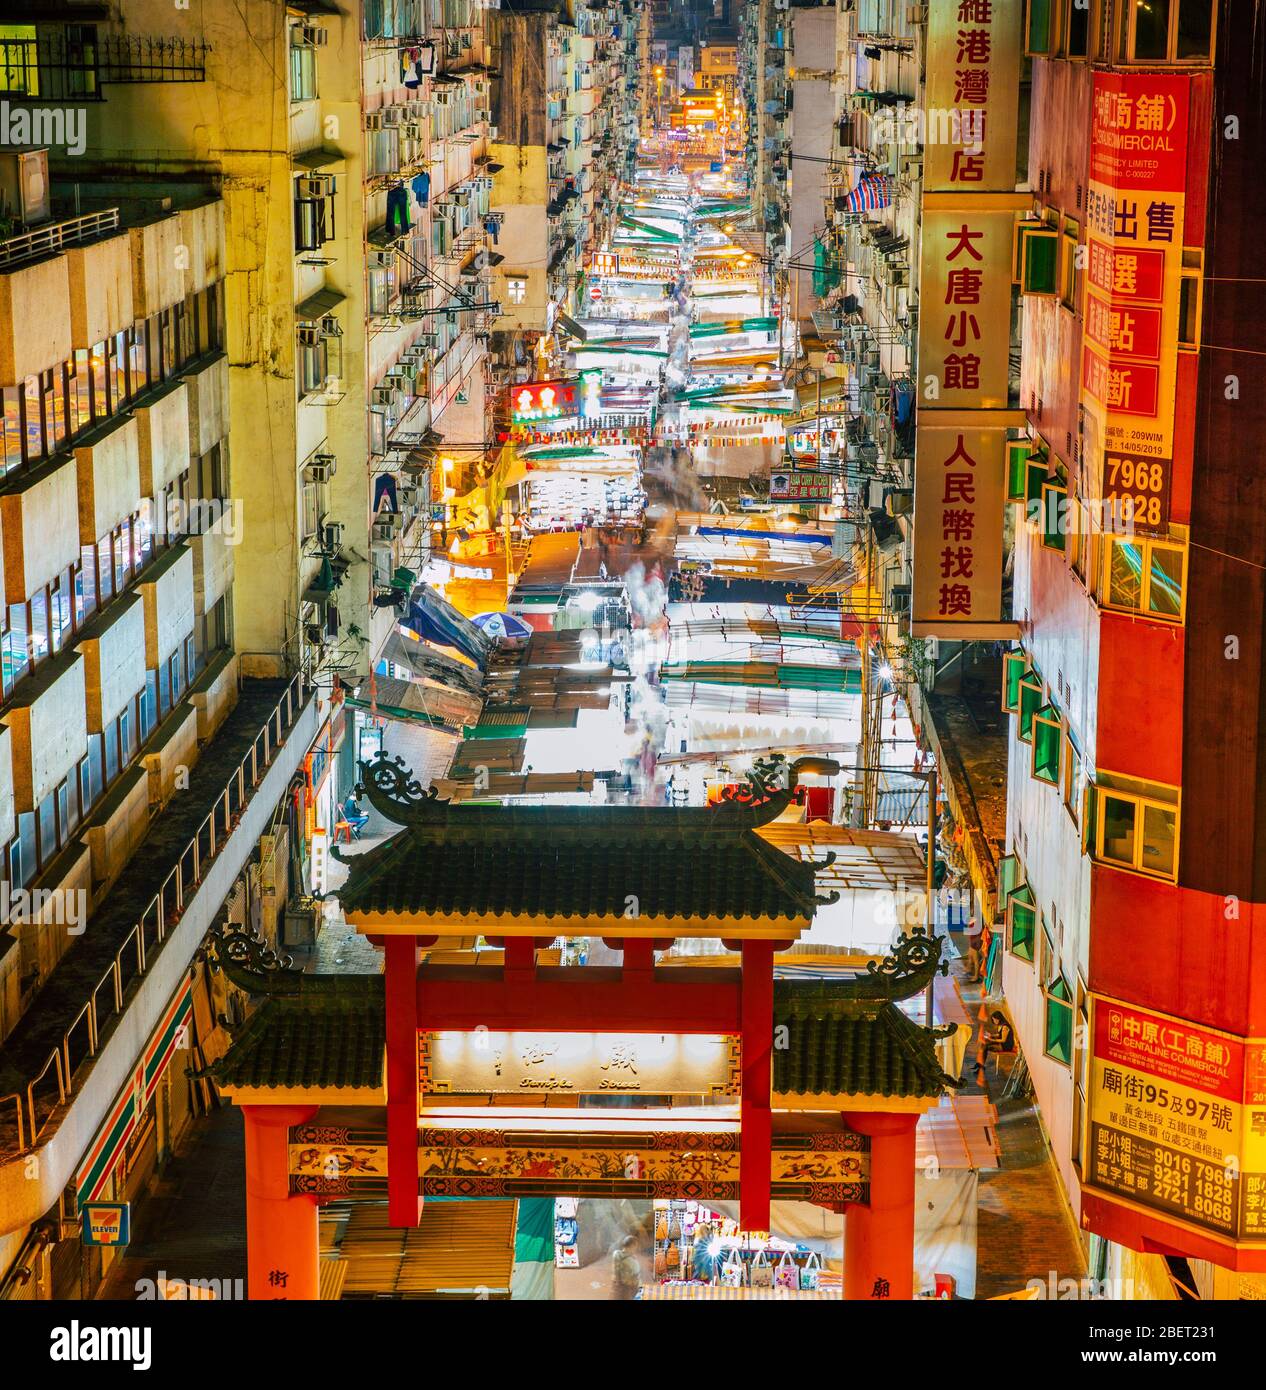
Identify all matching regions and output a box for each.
[419,1031,741,1097]
[911,426,1007,637]
[922,0,1022,194]
[1088,996,1266,1244]
[917,209,1015,411]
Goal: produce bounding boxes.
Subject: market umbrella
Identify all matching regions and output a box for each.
[471,611,532,640]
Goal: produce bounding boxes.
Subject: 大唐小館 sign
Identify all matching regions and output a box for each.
[1087,995,1266,1245]
[418,1031,741,1097]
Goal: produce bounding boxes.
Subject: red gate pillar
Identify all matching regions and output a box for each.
[842,1111,920,1300]
[385,934,423,1227]
[243,1104,319,1300]
[740,940,775,1233]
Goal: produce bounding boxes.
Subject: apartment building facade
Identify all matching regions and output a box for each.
[0,140,317,1297]
[1002,0,1266,1290]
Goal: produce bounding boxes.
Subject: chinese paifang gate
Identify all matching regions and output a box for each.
[198,753,958,1299]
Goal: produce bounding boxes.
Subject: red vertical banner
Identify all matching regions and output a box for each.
[1081,73,1191,536]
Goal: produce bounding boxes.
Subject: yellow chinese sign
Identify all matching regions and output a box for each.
[910,4,1024,639]
[418,1031,741,1097]
[1088,996,1266,1244]
[1081,73,1191,535]
[923,0,1022,194]
[911,426,1007,637]
[917,209,1015,411]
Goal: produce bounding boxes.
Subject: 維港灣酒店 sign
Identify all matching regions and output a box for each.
[1087,996,1266,1244]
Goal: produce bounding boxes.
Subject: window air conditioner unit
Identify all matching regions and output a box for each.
[369,249,395,269]
[382,106,403,126]
[305,456,337,483]
[373,520,396,542]
[320,313,342,337]
[488,125,499,140]
[322,522,344,549]
[365,112,384,131]
[305,622,325,645]
[296,174,333,198]
[297,324,322,346]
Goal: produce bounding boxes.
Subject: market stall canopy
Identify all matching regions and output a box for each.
[403,584,492,667]
[345,675,474,732]
[471,611,533,640]
[381,630,486,695]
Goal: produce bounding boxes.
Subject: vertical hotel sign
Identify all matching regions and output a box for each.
[912,0,1023,638]
[1087,996,1266,1246]
[1082,74,1190,535]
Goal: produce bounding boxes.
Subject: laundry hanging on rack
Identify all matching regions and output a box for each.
[386,183,411,234]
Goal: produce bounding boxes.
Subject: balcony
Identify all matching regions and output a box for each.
[0,31,211,102]
[0,671,317,1228]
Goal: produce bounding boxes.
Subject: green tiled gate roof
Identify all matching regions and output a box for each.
[336,802,825,923]
[202,976,384,1091]
[772,980,956,1099]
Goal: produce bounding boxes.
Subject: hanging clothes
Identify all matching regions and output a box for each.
[386,182,411,234]
[411,170,431,207]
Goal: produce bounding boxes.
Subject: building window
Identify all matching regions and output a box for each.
[1063,730,1083,827]
[1102,533,1186,622]
[142,670,158,736]
[1016,222,1060,296]
[1121,0,1214,60]
[1072,983,1090,1170]
[1178,248,1203,351]
[1017,673,1044,743]
[129,321,151,393]
[1044,975,1074,1066]
[1061,217,1080,310]
[1008,884,1037,962]
[1001,650,1031,714]
[295,174,337,253]
[368,261,397,316]
[1039,480,1067,551]
[1088,772,1180,881]
[290,39,318,101]
[1062,0,1092,55]
[1032,704,1063,785]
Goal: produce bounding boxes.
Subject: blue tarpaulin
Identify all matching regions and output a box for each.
[402,584,492,666]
